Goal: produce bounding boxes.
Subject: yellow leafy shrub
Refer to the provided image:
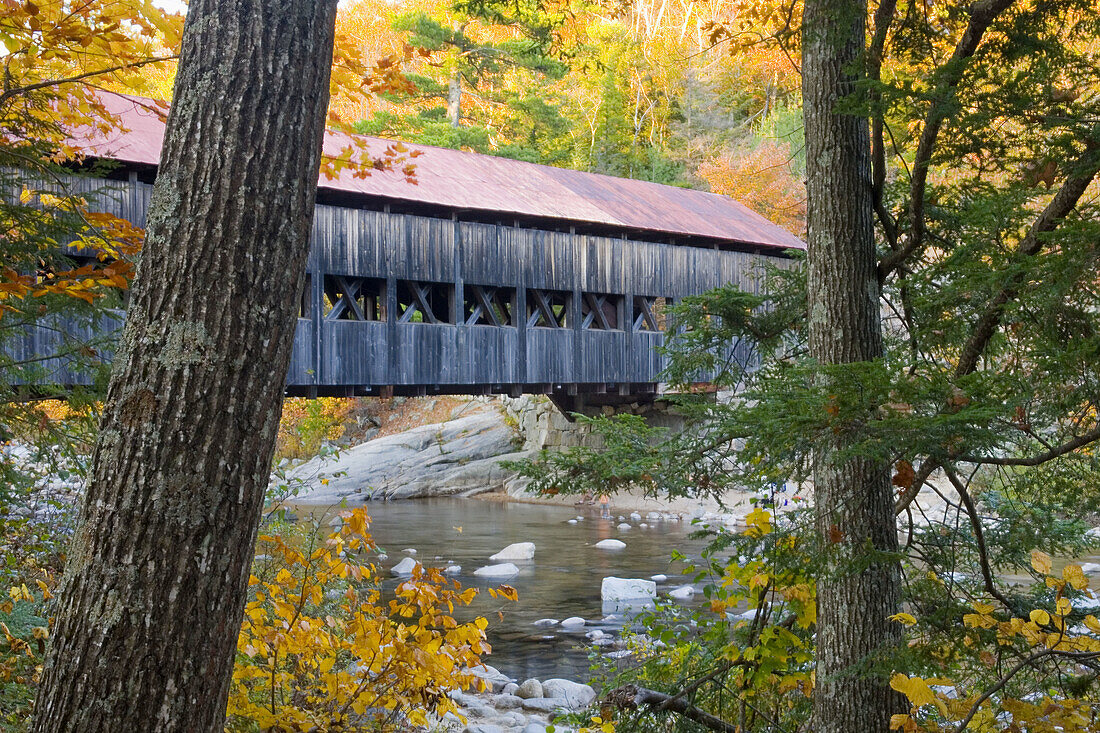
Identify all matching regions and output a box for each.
[276,398,356,460]
[889,559,1100,732]
[0,575,53,729]
[226,509,496,732]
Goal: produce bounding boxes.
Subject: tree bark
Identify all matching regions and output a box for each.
[801,1,904,731]
[448,69,463,128]
[31,1,338,730]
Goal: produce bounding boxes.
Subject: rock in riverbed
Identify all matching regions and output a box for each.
[286,412,534,502]
[437,668,596,733]
[391,557,420,576]
[542,679,597,709]
[601,577,656,602]
[516,679,543,699]
[474,563,520,578]
[491,542,536,561]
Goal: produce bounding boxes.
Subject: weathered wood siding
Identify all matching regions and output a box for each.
[11,175,792,393]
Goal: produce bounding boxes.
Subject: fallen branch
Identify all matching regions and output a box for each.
[607,684,738,733]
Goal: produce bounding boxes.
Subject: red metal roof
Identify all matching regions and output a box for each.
[74,92,805,251]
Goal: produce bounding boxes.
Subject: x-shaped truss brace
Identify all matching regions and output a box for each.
[326,275,368,321]
[465,285,511,327]
[633,296,659,331]
[527,289,567,328]
[399,280,442,324]
[582,292,617,330]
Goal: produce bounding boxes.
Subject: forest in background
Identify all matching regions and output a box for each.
[333,0,807,233]
[142,0,808,233]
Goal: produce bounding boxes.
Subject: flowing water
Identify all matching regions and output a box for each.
[291,498,711,682]
[289,497,1100,683]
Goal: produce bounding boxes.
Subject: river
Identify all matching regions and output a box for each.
[292,498,711,682]
[290,497,1100,684]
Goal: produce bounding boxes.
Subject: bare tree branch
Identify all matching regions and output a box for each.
[953,648,1055,733]
[956,424,1100,467]
[869,0,899,248]
[0,57,177,107]
[608,685,740,733]
[942,465,1017,612]
[894,458,938,515]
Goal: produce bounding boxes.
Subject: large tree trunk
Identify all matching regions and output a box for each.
[31,1,338,730]
[801,1,904,731]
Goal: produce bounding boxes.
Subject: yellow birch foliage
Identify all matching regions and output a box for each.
[226,509,497,732]
[0,0,182,314]
[276,397,357,460]
[889,557,1100,732]
[0,575,54,726]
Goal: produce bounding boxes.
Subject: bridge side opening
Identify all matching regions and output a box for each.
[322,275,385,321]
[632,296,667,332]
[580,292,623,331]
[395,279,453,324]
[463,285,516,327]
[526,289,570,329]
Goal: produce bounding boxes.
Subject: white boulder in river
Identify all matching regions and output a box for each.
[669,585,695,600]
[473,562,520,578]
[559,616,586,629]
[595,539,626,550]
[601,577,657,602]
[391,557,420,576]
[490,542,536,561]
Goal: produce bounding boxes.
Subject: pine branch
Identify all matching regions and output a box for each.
[954,146,1100,377]
[878,0,1016,280]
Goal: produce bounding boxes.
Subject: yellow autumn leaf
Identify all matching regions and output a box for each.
[1029,609,1051,625]
[963,611,996,629]
[1030,549,1052,575]
[745,507,772,536]
[889,673,937,707]
[1062,564,1089,590]
[889,612,917,626]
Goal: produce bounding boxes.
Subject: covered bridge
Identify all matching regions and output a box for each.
[22,94,803,406]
